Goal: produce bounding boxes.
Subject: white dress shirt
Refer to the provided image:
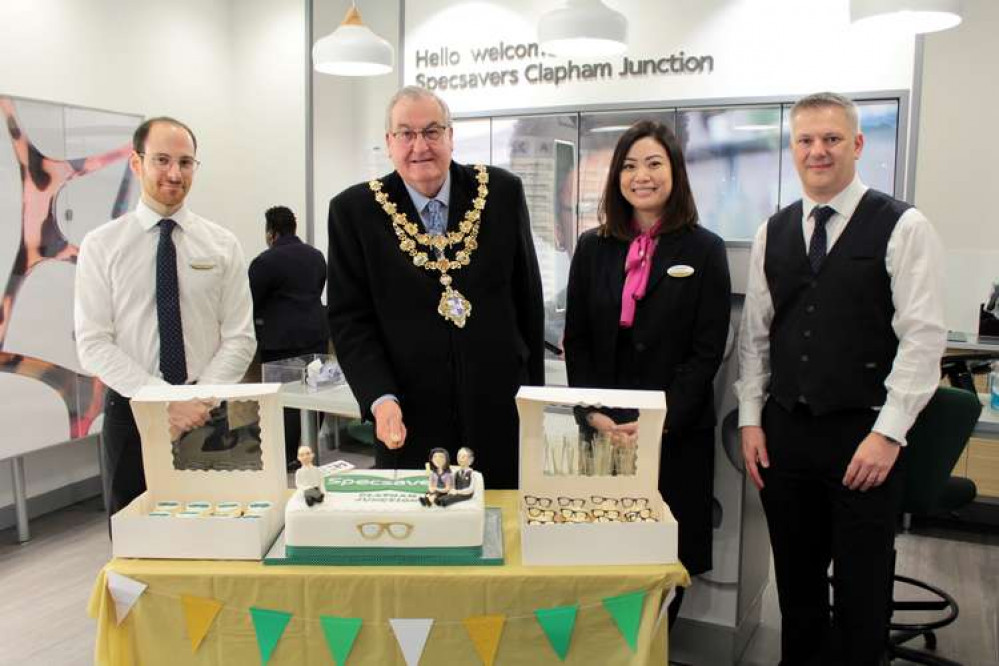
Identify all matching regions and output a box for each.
[74,200,256,397]
[735,175,947,444]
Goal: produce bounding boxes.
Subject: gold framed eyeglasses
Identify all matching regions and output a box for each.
[524,495,553,508]
[389,124,449,145]
[356,521,413,540]
[139,152,200,173]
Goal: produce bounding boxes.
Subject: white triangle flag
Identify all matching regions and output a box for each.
[653,587,676,631]
[389,618,434,666]
[106,571,148,626]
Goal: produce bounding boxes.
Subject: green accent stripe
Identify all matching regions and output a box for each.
[275,544,499,567]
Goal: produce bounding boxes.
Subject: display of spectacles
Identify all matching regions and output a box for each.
[522,494,658,525]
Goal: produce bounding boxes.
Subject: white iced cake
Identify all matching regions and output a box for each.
[284,469,485,552]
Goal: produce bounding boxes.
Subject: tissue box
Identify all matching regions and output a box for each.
[111,383,287,560]
[516,386,678,566]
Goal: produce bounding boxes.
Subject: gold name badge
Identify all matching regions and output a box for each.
[667,264,695,278]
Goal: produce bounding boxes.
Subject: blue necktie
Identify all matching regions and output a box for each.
[808,205,835,274]
[157,219,187,384]
[424,199,446,236]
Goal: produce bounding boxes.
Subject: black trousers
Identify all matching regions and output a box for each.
[760,399,903,666]
[261,345,328,462]
[101,389,145,517]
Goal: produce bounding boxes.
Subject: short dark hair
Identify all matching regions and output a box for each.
[132,117,198,154]
[265,206,297,236]
[598,120,699,241]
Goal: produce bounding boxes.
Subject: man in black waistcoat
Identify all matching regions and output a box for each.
[736,92,946,665]
[249,205,329,462]
[327,86,544,489]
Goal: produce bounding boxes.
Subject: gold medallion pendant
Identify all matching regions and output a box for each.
[369,165,488,328]
[438,286,471,328]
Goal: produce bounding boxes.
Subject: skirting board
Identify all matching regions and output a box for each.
[0,475,102,532]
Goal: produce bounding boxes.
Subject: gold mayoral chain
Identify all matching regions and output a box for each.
[369,164,488,329]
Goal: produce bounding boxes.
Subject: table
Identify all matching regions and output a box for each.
[278,359,570,453]
[89,491,689,665]
[279,381,362,452]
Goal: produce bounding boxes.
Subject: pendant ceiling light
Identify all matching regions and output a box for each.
[313,2,394,76]
[538,0,628,57]
[851,0,963,34]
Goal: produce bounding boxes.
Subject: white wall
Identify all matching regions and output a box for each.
[915,0,999,333]
[0,0,306,513]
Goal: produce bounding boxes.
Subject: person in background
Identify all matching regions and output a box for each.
[563,119,731,627]
[249,205,329,464]
[75,117,255,519]
[326,86,544,489]
[737,92,946,665]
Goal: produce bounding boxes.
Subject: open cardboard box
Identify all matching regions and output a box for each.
[111,383,287,560]
[516,386,678,566]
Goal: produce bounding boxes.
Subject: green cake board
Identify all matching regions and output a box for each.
[264,507,504,566]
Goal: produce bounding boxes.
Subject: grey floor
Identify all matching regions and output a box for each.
[3,442,998,665]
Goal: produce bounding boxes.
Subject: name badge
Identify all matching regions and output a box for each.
[667,264,695,278]
[190,259,216,270]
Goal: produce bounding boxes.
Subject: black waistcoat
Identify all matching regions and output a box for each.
[764,189,910,414]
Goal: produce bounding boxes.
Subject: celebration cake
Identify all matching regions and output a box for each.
[282,467,486,565]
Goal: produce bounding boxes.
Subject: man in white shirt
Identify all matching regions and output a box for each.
[75,117,255,517]
[736,92,946,665]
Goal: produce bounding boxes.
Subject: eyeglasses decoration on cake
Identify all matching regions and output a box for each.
[356,521,414,540]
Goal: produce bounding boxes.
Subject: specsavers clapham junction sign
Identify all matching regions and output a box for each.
[411,41,714,91]
[402,0,916,114]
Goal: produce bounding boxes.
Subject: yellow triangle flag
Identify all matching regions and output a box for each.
[462,614,505,666]
[181,594,223,652]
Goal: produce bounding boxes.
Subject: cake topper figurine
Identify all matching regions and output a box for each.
[438,447,475,507]
[420,447,453,507]
[295,445,325,506]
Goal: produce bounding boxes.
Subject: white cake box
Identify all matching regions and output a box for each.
[111,383,287,560]
[517,386,679,566]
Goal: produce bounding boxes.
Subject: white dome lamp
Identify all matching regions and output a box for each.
[538,0,628,58]
[313,2,394,76]
[851,0,963,34]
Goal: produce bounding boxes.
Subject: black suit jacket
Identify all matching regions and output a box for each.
[327,161,544,489]
[563,225,731,433]
[248,235,329,352]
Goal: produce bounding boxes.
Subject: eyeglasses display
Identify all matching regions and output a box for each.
[521,495,658,525]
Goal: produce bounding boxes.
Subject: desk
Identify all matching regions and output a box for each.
[89,491,689,666]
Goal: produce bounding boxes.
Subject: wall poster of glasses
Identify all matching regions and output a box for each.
[0,95,140,459]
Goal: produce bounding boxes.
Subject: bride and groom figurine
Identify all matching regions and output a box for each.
[420,447,475,508]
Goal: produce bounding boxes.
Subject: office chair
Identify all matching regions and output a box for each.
[889,386,982,666]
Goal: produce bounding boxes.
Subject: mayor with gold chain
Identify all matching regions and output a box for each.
[327,86,544,489]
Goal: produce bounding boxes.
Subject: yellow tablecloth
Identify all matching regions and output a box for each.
[88,491,689,665]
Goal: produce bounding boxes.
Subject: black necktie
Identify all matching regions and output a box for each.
[808,205,835,273]
[157,219,187,384]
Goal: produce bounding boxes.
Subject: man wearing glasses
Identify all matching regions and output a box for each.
[327,86,544,489]
[75,117,255,519]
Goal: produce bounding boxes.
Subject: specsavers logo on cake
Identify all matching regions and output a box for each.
[324,474,428,494]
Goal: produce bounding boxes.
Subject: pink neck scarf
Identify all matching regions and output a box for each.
[620,219,661,328]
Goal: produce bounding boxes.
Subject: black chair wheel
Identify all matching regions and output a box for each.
[923,631,937,650]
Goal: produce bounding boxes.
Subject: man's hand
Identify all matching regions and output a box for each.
[587,412,618,433]
[373,399,407,449]
[843,432,900,491]
[741,425,769,490]
[167,400,212,440]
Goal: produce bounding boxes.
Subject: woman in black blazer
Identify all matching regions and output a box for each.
[563,120,731,624]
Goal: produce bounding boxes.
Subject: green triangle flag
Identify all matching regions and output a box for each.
[534,604,578,661]
[602,590,647,652]
[320,615,363,666]
[249,607,292,664]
